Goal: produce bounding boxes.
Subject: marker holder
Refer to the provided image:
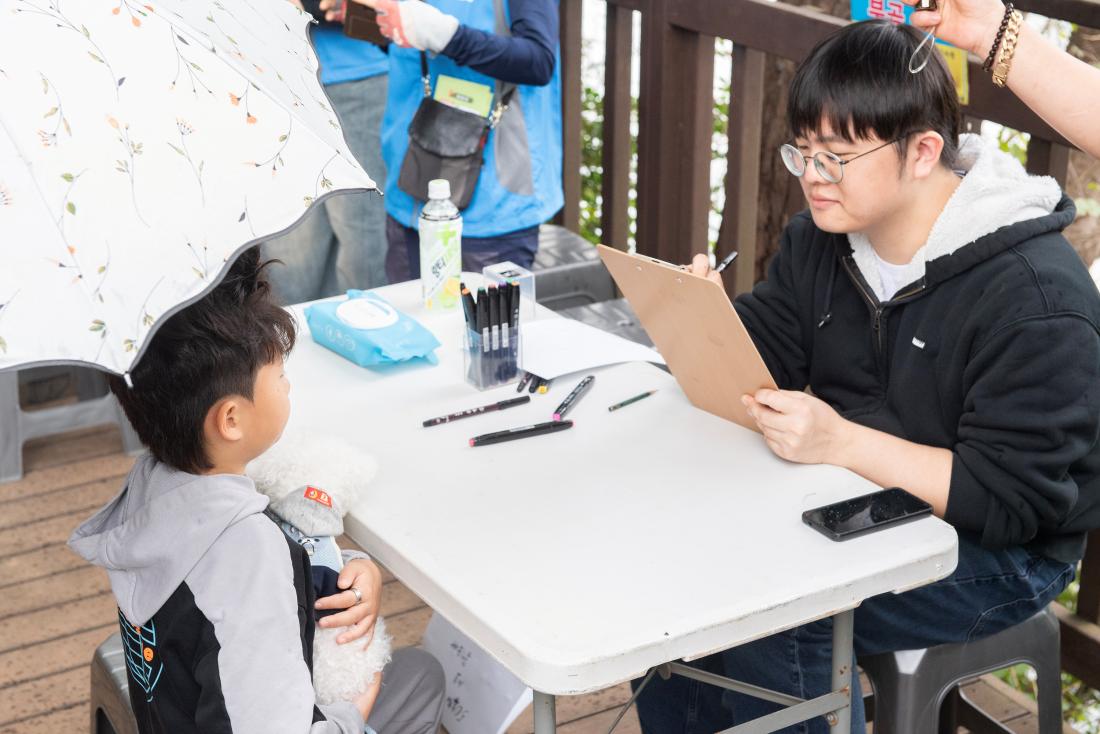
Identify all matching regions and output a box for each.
[463,325,522,390]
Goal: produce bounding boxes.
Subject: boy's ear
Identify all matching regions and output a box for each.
[206,397,246,443]
[909,130,945,180]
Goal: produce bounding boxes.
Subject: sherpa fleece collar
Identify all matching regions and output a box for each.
[847,133,1063,298]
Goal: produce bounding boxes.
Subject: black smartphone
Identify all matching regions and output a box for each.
[343,2,390,48]
[802,487,933,541]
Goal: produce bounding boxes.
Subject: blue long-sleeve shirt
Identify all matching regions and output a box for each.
[440,0,558,86]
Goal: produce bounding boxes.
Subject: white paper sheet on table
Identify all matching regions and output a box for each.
[518,318,665,379]
[421,613,533,734]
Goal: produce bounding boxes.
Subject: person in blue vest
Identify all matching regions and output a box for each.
[264,7,391,304]
[322,0,563,280]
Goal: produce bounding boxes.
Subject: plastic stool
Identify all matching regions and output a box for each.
[532,225,615,311]
[91,633,138,734]
[0,367,142,482]
[861,606,1062,734]
[557,298,654,348]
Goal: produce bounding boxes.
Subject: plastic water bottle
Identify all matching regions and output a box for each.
[418,179,462,310]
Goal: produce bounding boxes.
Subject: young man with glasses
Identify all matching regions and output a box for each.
[635,19,1100,733]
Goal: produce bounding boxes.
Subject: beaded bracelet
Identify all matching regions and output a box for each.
[992,9,1023,87]
[983,2,1015,72]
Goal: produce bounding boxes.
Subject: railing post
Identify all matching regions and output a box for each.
[556,0,583,232]
[636,0,714,264]
[600,1,634,251]
[1025,137,1071,187]
[1079,530,1100,624]
[718,44,765,296]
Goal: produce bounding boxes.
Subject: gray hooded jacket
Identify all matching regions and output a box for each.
[69,453,364,733]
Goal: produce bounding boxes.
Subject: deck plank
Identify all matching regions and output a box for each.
[21,426,126,473]
[0,428,1063,734]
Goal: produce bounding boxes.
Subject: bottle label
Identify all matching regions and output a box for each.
[419,217,462,309]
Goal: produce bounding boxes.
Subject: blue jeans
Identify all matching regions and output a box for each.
[633,532,1075,734]
[384,216,539,283]
[263,74,390,305]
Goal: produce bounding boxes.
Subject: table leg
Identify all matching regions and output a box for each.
[533,690,557,734]
[830,609,855,732]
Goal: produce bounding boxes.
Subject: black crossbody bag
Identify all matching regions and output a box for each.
[398,53,516,210]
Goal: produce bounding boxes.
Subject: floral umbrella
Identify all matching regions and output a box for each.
[0,0,377,377]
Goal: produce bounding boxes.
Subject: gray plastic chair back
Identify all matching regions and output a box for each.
[91,633,138,734]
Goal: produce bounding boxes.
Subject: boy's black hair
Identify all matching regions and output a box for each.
[109,247,296,474]
[788,20,961,168]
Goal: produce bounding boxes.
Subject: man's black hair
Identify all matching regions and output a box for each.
[109,247,296,474]
[788,20,961,167]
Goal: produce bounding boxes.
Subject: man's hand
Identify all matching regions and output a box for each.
[354,672,383,722]
[321,0,459,52]
[687,253,724,288]
[315,557,383,645]
[741,388,851,465]
[901,0,1006,57]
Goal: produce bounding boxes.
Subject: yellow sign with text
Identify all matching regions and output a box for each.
[937,45,970,106]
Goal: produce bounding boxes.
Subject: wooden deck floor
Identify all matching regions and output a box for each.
[0,424,1060,734]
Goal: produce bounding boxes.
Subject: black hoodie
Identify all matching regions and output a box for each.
[734,137,1100,564]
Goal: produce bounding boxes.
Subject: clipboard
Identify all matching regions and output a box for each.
[597,245,777,432]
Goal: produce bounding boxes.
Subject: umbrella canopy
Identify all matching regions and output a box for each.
[0,0,377,376]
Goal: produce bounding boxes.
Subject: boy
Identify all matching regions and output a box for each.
[636,20,1100,733]
[69,248,444,733]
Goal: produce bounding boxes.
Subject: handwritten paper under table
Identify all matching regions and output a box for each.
[421,613,533,734]
[518,318,665,380]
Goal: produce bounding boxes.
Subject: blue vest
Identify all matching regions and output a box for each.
[381,0,563,239]
[312,26,389,86]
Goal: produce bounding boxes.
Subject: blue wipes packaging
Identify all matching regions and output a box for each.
[305,291,441,368]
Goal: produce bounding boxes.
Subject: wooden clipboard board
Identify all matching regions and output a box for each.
[597,245,777,432]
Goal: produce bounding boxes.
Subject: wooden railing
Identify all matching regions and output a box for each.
[556,0,1100,718]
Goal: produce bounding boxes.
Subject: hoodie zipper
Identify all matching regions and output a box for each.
[840,255,926,379]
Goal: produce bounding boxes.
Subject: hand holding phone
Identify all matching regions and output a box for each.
[802,487,933,541]
[344,2,390,47]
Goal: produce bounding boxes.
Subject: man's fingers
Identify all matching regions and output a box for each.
[910,10,941,26]
[752,388,802,413]
[318,602,376,630]
[337,617,378,645]
[316,587,364,610]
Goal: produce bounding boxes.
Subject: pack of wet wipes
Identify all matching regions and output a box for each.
[305,291,441,368]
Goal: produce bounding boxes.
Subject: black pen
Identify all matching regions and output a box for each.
[508,282,521,379]
[553,375,595,421]
[423,395,530,427]
[509,281,521,330]
[488,285,500,349]
[476,291,490,384]
[460,284,476,330]
[715,250,739,273]
[516,371,532,393]
[528,374,543,394]
[469,419,574,447]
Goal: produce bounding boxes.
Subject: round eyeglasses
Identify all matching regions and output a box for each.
[779,136,909,184]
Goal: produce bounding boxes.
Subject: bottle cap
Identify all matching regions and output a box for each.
[427,179,451,201]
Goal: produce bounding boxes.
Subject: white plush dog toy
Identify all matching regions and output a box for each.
[247,432,392,705]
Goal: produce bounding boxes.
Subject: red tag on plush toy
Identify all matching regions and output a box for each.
[303,486,333,508]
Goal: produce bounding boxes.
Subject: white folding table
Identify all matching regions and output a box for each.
[285,279,959,734]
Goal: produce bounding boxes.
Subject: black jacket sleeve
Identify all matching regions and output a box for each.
[440,0,558,86]
[945,313,1100,549]
[733,224,811,392]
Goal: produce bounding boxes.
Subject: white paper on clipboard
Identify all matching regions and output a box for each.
[421,613,533,734]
